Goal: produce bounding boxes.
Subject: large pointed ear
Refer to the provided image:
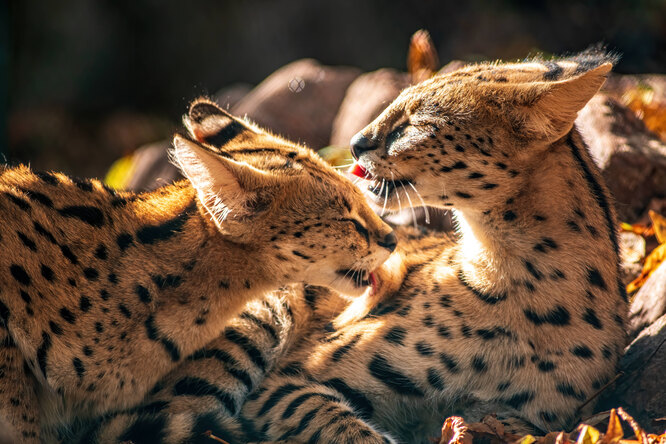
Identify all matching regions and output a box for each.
[511,62,612,141]
[172,134,274,225]
[184,98,258,148]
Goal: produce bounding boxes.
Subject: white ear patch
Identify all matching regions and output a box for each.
[172,135,242,226]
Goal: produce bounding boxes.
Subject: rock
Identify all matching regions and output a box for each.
[576,94,666,222]
[330,68,410,147]
[628,260,666,339]
[232,59,360,149]
[122,141,182,192]
[599,314,666,433]
[214,82,253,109]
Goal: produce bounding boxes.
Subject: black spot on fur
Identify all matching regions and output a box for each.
[524,305,570,326]
[369,354,424,396]
[503,210,517,221]
[60,245,78,264]
[73,357,85,378]
[135,285,152,303]
[59,308,76,324]
[384,326,407,346]
[116,233,133,251]
[37,332,52,377]
[439,352,460,373]
[582,308,603,330]
[49,321,63,335]
[58,206,104,227]
[571,345,594,359]
[415,342,434,356]
[427,368,445,390]
[504,391,535,410]
[556,382,586,401]
[471,355,488,373]
[4,193,31,211]
[118,303,132,319]
[41,264,55,282]
[79,296,92,312]
[136,207,191,244]
[17,232,37,251]
[94,244,108,260]
[587,267,606,290]
[36,171,59,185]
[83,268,99,281]
[538,360,556,372]
[10,265,31,286]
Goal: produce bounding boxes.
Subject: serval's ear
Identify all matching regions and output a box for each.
[172,135,275,225]
[508,62,612,142]
[184,98,259,148]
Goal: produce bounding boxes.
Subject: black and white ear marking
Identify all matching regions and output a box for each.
[185,99,252,148]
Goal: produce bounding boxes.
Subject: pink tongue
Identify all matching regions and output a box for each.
[350,163,371,179]
[369,272,377,293]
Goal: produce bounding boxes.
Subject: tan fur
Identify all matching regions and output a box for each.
[0,99,394,442]
[232,51,627,443]
[78,52,627,444]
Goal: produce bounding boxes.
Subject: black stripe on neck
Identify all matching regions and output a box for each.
[565,131,625,302]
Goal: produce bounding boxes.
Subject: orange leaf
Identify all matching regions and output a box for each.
[601,409,624,444]
[649,210,666,244]
[627,242,666,293]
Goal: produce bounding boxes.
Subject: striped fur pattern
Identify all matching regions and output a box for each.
[0,100,395,442]
[85,51,626,443]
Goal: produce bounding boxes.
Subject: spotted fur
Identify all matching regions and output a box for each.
[233,51,627,443]
[83,51,626,444]
[0,99,395,442]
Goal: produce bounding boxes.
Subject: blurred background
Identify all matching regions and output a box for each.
[3,0,666,179]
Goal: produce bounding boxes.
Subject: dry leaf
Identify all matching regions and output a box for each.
[439,417,473,444]
[408,29,439,84]
[577,425,601,444]
[601,409,624,444]
[649,210,666,244]
[617,408,648,444]
[627,242,666,293]
[623,85,666,142]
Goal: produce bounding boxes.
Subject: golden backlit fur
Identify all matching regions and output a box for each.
[0,100,395,442]
[77,51,627,444]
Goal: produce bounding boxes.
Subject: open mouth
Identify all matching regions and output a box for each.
[336,269,375,288]
[349,163,412,198]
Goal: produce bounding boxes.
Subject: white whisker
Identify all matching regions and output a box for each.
[390,171,403,213]
[400,182,418,228]
[381,179,389,217]
[407,181,430,225]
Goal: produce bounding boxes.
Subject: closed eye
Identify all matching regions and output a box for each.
[337,218,369,244]
[386,123,408,151]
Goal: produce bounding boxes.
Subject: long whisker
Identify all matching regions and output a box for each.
[407,181,430,225]
[380,179,389,217]
[390,171,403,214]
[400,182,418,228]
